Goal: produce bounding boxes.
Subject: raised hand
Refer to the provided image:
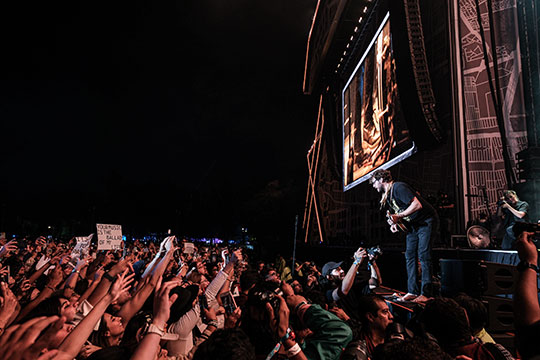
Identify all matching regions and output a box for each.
[109,269,135,302]
[20,279,32,294]
[516,231,538,264]
[224,307,241,329]
[109,257,132,276]
[0,240,18,257]
[266,295,289,338]
[353,247,367,263]
[47,267,64,289]
[230,249,242,264]
[202,305,218,324]
[35,236,47,247]
[79,344,101,358]
[0,315,64,360]
[0,281,20,328]
[329,306,350,321]
[152,277,180,327]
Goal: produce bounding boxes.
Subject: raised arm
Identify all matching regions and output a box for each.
[514,231,540,327]
[130,278,179,360]
[15,266,64,322]
[62,257,90,298]
[339,248,366,297]
[0,240,18,259]
[501,201,527,219]
[118,246,175,323]
[56,269,134,360]
[87,258,131,306]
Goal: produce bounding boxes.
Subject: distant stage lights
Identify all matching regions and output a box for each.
[335,3,372,74]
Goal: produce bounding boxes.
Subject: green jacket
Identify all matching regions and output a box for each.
[301,305,353,360]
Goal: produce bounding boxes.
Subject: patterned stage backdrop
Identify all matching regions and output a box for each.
[458,0,528,220]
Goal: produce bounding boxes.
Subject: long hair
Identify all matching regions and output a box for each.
[369,169,393,209]
[89,315,113,348]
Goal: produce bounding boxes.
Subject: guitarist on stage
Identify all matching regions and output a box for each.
[369,169,437,303]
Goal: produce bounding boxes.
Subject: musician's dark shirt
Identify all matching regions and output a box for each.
[389,182,436,225]
[502,200,529,227]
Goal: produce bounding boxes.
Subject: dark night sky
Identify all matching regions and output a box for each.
[1,0,319,239]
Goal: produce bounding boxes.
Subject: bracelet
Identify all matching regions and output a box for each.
[280,328,291,343]
[45,285,55,292]
[286,343,302,357]
[102,272,115,282]
[72,269,80,274]
[206,320,218,328]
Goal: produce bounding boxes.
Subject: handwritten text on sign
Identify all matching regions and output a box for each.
[96,224,123,250]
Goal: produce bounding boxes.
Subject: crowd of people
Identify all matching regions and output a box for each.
[0,229,538,360]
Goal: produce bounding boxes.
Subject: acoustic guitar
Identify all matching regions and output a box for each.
[386,210,409,233]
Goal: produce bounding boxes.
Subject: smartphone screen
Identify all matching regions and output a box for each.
[199,294,209,310]
[219,292,237,314]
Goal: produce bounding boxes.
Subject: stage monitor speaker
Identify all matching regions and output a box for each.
[482,262,518,296]
[482,296,514,332]
[440,260,517,297]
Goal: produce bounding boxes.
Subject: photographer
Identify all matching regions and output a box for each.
[322,247,380,321]
[497,190,529,249]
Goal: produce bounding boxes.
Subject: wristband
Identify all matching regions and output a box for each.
[146,323,165,337]
[294,301,308,314]
[280,328,291,343]
[206,320,218,328]
[286,343,302,357]
[45,285,55,292]
[516,261,540,273]
[102,272,115,282]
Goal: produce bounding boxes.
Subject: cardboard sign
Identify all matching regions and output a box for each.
[72,234,93,259]
[183,242,195,254]
[96,224,123,250]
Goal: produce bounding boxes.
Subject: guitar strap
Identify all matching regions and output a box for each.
[388,182,399,214]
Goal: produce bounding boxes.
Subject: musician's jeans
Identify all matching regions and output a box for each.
[501,224,516,250]
[405,217,433,296]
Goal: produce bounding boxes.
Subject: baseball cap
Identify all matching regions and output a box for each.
[322,261,343,277]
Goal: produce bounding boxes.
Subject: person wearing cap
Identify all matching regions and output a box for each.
[322,247,378,321]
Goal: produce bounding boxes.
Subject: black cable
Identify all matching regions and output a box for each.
[473,0,516,187]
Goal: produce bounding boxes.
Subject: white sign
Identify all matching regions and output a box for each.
[96,224,123,250]
[184,242,195,254]
[72,234,94,259]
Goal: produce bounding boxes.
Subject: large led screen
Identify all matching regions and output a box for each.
[342,12,416,191]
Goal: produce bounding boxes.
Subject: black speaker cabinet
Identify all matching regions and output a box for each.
[440,259,518,297]
[482,296,514,332]
[482,262,518,296]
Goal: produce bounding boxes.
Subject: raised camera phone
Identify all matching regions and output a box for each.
[220,292,237,314]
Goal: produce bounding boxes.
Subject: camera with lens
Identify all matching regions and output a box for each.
[249,283,283,315]
[386,322,412,341]
[366,245,383,259]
